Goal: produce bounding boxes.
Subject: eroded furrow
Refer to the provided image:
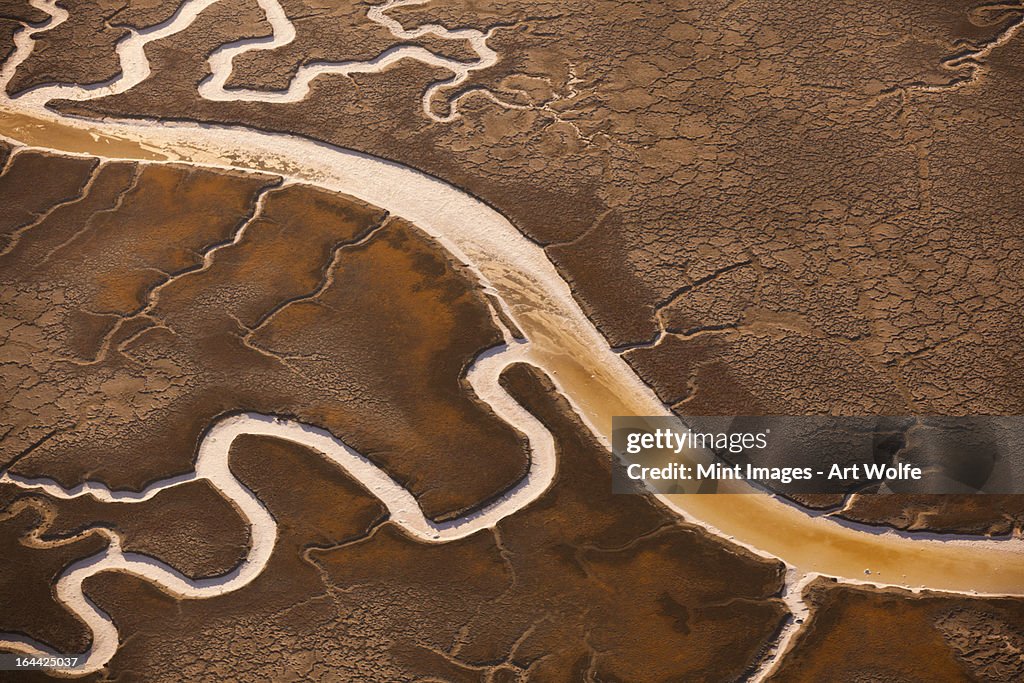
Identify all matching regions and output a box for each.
[247,212,393,334]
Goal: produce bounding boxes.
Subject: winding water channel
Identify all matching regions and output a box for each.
[0,0,1022,676]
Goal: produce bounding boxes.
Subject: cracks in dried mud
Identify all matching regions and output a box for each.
[37,164,142,268]
[5,0,538,124]
[865,1,1024,106]
[0,156,100,257]
[247,213,393,333]
[83,177,290,366]
[612,259,753,354]
[4,0,1024,678]
[0,285,558,675]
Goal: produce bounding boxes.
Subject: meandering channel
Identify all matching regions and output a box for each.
[0,337,553,675]
[0,0,1023,676]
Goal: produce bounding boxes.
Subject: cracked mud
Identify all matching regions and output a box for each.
[2,0,1023,680]
[30,0,1024,534]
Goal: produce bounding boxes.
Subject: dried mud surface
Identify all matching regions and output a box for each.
[836,493,1024,537]
[0,142,793,674]
[5,0,264,95]
[3,3,1024,678]
[66,364,787,681]
[36,0,1024,534]
[0,146,530,524]
[770,578,1024,682]
[0,478,250,580]
[225,0,479,91]
[0,0,46,64]
[0,475,251,653]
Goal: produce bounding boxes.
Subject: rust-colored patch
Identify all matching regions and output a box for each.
[1,148,529,522]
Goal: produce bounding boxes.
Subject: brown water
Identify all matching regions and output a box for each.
[1,111,166,160]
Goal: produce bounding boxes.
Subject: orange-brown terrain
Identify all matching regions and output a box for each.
[0,143,782,680]
[0,144,530,520]
[27,0,1024,534]
[2,0,1024,680]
